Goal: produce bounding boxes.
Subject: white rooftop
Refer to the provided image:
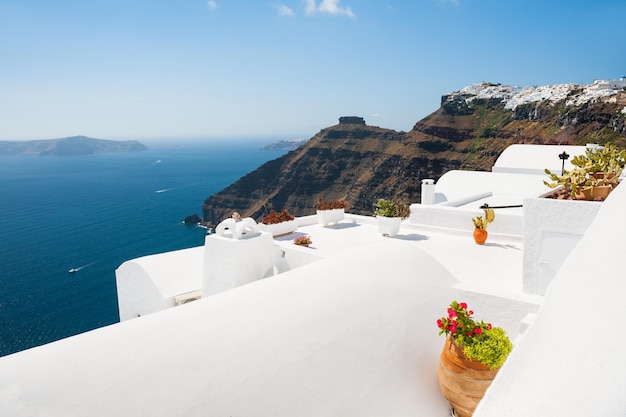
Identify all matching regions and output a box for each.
[2,143,626,416]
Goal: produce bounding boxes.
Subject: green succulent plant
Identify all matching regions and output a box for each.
[544,143,625,199]
[374,198,410,219]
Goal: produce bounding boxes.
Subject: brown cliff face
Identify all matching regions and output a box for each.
[203,91,626,225]
[202,121,420,224]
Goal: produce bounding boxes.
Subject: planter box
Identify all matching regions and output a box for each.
[377,216,401,237]
[259,219,298,237]
[317,209,345,226]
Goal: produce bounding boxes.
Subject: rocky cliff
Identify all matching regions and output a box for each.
[202,81,626,225]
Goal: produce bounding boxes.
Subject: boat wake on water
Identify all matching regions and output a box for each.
[68,261,97,274]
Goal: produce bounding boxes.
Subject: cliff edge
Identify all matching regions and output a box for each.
[203,80,626,225]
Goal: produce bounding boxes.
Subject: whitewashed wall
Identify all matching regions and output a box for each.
[475,183,626,416]
[522,197,601,295]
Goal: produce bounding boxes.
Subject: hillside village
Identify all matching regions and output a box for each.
[456,77,626,110]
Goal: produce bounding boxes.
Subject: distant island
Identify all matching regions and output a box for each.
[0,136,148,155]
[262,138,308,151]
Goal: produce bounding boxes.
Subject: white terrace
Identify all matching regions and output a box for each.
[1,144,625,416]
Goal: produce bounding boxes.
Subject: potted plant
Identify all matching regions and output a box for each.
[575,143,625,182]
[374,198,410,237]
[259,209,297,237]
[293,235,312,247]
[436,301,513,417]
[471,207,494,245]
[544,143,624,200]
[316,198,348,226]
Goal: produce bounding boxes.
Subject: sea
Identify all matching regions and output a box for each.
[0,139,287,357]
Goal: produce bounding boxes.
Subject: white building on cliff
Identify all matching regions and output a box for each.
[1,143,625,416]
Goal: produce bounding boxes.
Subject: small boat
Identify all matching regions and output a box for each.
[68,268,78,273]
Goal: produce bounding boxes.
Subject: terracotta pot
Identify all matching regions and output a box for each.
[473,228,488,245]
[573,185,612,201]
[590,172,616,181]
[438,337,499,417]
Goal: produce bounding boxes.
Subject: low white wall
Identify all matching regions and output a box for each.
[280,243,324,270]
[433,170,548,204]
[116,246,204,321]
[0,242,459,417]
[475,183,626,416]
[409,204,523,238]
[522,197,601,295]
[492,144,586,175]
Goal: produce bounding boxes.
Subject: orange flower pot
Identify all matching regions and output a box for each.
[473,228,488,245]
[438,337,499,417]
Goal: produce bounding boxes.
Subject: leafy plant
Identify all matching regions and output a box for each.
[437,301,512,370]
[374,198,410,219]
[462,327,512,370]
[573,143,625,182]
[544,167,592,197]
[316,198,348,210]
[472,208,495,229]
[261,209,295,225]
[293,235,312,247]
[544,143,625,199]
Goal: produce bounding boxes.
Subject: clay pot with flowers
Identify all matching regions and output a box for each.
[436,301,512,417]
[471,208,494,245]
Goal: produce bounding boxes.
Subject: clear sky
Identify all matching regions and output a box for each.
[1,0,625,141]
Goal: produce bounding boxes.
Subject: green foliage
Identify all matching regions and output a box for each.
[437,301,512,370]
[575,143,626,178]
[462,327,513,370]
[478,126,499,138]
[468,138,484,155]
[472,208,495,229]
[544,143,626,198]
[374,198,410,219]
[543,167,590,197]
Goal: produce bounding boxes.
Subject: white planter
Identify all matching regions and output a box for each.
[317,209,345,226]
[259,219,298,237]
[377,216,402,237]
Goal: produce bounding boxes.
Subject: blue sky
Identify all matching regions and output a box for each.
[1,0,625,141]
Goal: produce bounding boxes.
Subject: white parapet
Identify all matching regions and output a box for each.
[202,218,284,297]
[522,196,601,295]
[116,246,205,321]
[475,168,626,417]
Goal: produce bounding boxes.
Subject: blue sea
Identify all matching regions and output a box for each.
[0,139,286,357]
